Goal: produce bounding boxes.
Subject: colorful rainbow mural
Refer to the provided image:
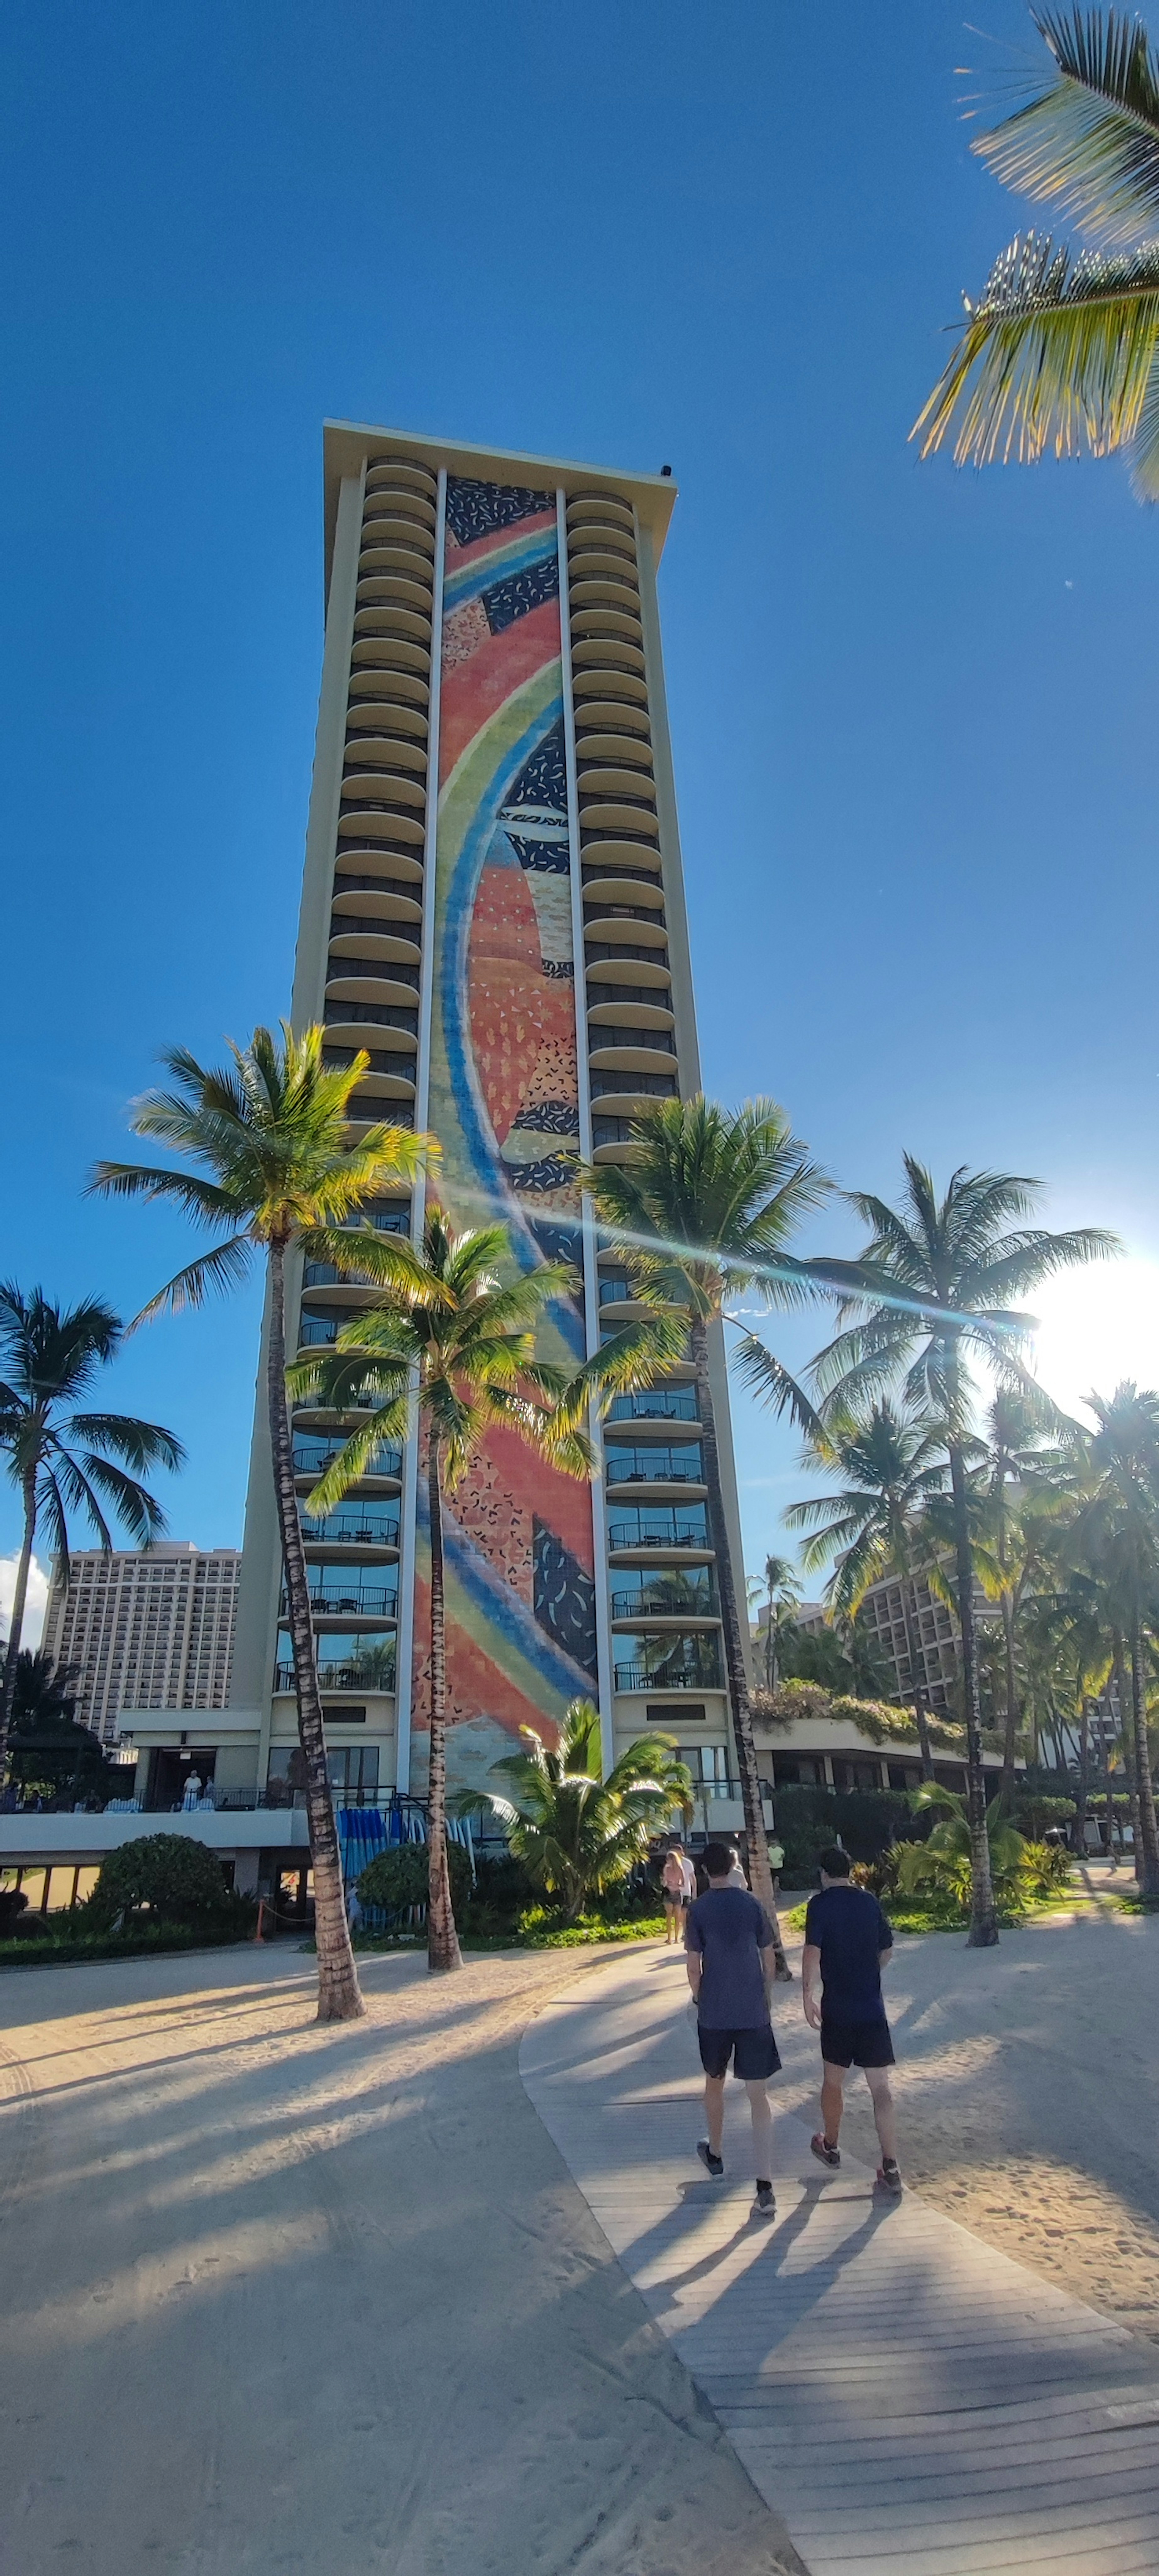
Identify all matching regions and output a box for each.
[414,475,597,1789]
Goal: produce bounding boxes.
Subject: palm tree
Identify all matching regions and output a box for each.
[973,1388,1070,1803]
[811,1160,1113,1944]
[754,1554,801,1689]
[466,1699,692,1924]
[1064,1384,1159,1894]
[784,1402,948,1779]
[913,9,1159,503]
[1023,1574,1111,1853]
[89,1022,428,2023]
[580,1095,831,1971]
[292,1210,675,1973]
[0,1286,182,1781]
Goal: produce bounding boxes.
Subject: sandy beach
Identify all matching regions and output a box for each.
[3,1893,1158,2572]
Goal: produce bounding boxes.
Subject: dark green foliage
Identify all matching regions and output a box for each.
[86,1832,234,1927]
[775,1785,926,1882]
[6,1653,121,1802]
[1012,1792,1076,1837]
[357,1839,472,1917]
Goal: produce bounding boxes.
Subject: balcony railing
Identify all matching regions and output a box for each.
[327,999,420,1030]
[329,918,421,954]
[275,1657,397,1693]
[591,1072,680,1099]
[610,1588,718,1620]
[331,874,422,905]
[608,1389,698,1423]
[585,941,670,969]
[589,1026,676,1057]
[587,986,672,1014]
[282,1587,399,1618]
[614,1660,722,1693]
[598,1278,630,1304]
[607,1512,710,1549]
[606,1447,704,1485]
[293,1441,402,1478]
[301,1512,400,1546]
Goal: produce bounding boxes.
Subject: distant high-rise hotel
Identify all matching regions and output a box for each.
[41,1543,239,1742]
[130,426,747,1813]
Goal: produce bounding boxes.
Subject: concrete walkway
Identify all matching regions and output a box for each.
[521,1947,1159,2576]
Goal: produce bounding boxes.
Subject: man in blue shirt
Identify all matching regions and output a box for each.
[685,1840,781,2216]
[802,1845,902,2195]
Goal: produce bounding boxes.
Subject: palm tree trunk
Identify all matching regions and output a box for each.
[1112,1637,1141,1875]
[425,1437,462,1973]
[267,1241,364,2022]
[1074,1701,1090,1857]
[0,1471,38,1783]
[1000,1588,1020,1809]
[901,1578,934,1781]
[948,1438,998,1947]
[690,1319,790,1978]
[1128,1617,1159,1898]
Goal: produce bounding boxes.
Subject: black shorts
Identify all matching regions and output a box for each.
[820,2015,895,2070]
[698,2025,781,2081]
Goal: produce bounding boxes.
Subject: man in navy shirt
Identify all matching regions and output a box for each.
[685,1840,781,2216]
[802,1845,902,2194]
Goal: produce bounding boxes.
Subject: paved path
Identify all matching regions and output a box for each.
[521,1947,1159,2576]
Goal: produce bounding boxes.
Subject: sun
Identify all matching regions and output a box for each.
[1029,1257,1159,1426]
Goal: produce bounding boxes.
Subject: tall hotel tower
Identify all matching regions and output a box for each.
[227,426,748,1809]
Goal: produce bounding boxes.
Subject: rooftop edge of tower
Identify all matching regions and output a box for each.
[322,419,677,603]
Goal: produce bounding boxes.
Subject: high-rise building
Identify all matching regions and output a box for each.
[40,1543,239,1742]
[134,425,748,1813]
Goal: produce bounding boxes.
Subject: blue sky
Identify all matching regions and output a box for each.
[3,0,1157,1624]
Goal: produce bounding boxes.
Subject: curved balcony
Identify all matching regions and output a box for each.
[569,576,641,617]
[577,766,658,807]
[364,481,436,524]
[328,916,421,958]
[590,1066,680,1108]
[346,674,428,719]
[326,997,422,1034]
[347,664,430,711]
[360,524,436,564]
[301,1506,401,1550]
[572,686,650,733]
[582,888,666,923]
[570,638,647,681]
[331,872,423,916]
[571,607,644,651]
[589,1022,677,1062]
[343,734,427,776]
[567,494,634,533]
[575,734,654,776]
[340,757,425,798]
[584,941,670,974]
[350,633,431,679]
[567,553,639,591]
[580,855,663,894]
[579,805,660,849]
[322,1046,415,1086]
[346,1082,416,1117]
[356,575,433,618]
[586,988,673,1023]
[337,806,425,852]
[353,604,431,644]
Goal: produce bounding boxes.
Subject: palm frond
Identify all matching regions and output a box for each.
[974,9,1159,248]
[730,1331,825,1440]
[86,1163,245,1226]
[913,231,1159,491]
[130,1233,256,1328]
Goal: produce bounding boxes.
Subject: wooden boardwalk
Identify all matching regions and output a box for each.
[520,1947,1159,2576]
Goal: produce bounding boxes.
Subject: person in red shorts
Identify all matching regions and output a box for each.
[802,1845,902,2195]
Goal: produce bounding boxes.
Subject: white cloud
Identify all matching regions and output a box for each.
[0,1553,51,1653]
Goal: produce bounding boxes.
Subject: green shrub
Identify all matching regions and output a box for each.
[86,1833,235,1928]
[357,1840,473,1917]
[774,1785,923,1881]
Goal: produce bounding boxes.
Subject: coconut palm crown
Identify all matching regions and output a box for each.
[914,8,1159,500]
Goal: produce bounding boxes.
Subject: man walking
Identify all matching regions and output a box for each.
[685,1840,780,2216]
[802,1846,901,2195]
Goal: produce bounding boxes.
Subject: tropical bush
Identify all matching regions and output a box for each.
[773,1784,921,1880]
[357,1840,472,1918]
[86,1832,236,1928]
[464,1700,692,1924]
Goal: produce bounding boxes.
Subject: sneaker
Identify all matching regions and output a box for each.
[697,2140,724,2179]
[753,2180,775,2216]
[877,2157,902,2196]
[810,2133,841,2170]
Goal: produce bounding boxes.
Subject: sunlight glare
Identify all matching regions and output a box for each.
[1030,1258,1159,1425]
